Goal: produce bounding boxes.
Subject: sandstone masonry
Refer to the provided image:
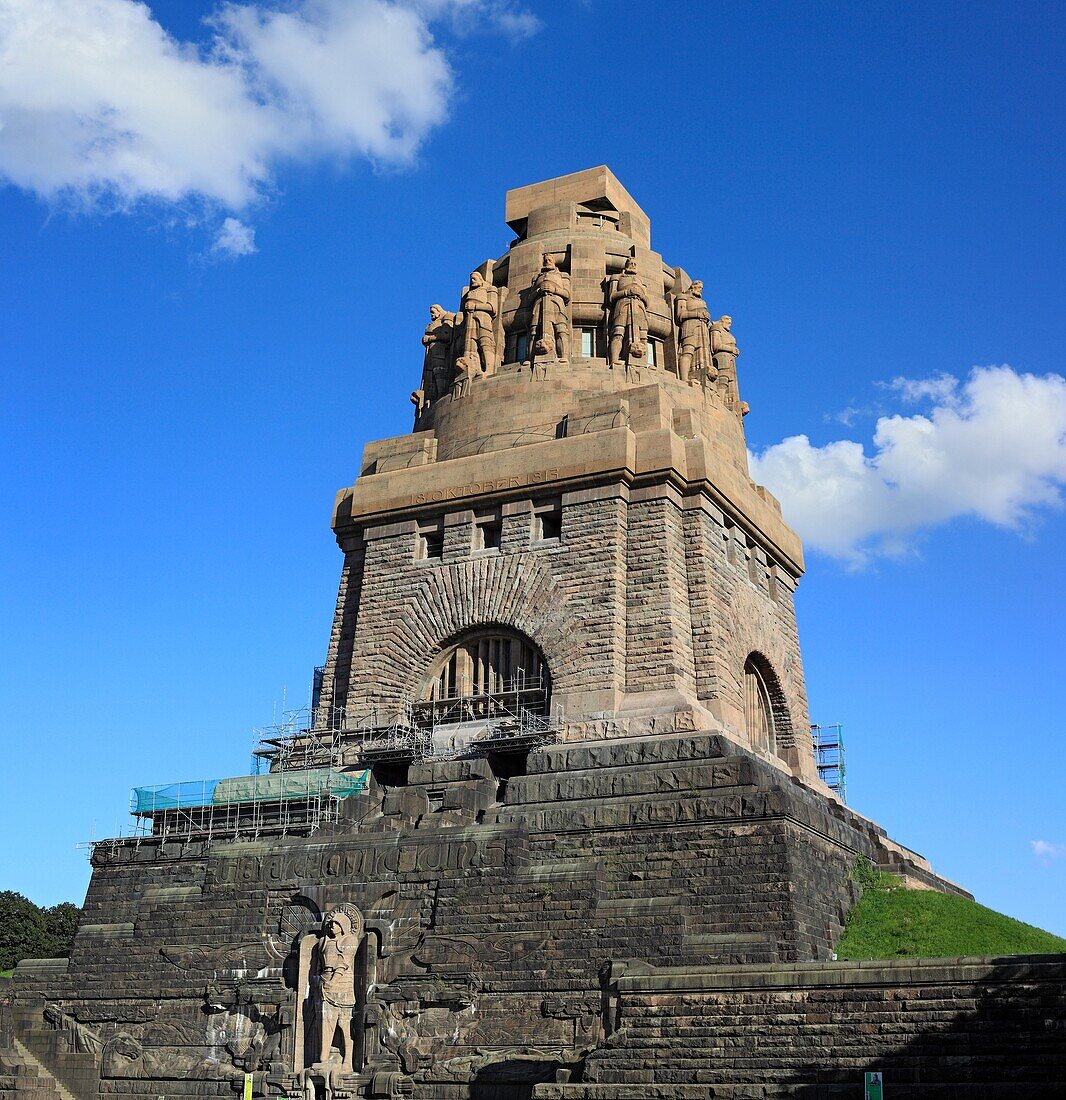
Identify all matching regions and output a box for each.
[4,168,1062,1100]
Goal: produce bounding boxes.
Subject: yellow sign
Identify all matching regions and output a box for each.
[243,1073,253,1100]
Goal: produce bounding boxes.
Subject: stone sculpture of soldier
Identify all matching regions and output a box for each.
[529,253,571,360]
[457,271,498,376]
[674,278,713,383]
[607,256,649,368]
[420,304,458,403]
[710,314,744,414]
[313,905,363,1071]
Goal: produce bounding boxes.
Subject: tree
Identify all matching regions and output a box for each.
[43,902,81,959]
[0,893,82,972]
[0,891,49,972]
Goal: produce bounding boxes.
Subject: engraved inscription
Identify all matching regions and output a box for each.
[412,468,562,506]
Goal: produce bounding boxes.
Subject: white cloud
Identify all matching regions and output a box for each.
[1031,840,1066,862]
[413,0,540,37]
[212,216,256,256]
[826,405,866,428]
[883,372,960,406]
[750,366,1066,565]
[0,0,528,214]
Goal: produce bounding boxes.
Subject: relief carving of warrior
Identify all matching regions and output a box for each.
[607,257,649,367]
[420,305,458,405]
[457,271,499,376]
[43,1005,103,1055]
[674,278,713,383]
[710,314,745,414]
[312,905,364,1072]
[529,253,571,360]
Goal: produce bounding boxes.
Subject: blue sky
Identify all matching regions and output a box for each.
[1,0,1063,935]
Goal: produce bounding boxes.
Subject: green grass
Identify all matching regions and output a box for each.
[836,862,1066,960]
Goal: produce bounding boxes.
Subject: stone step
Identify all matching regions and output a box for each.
[535,1083,1063,1099]
[527,733,736,775]
[508,757,755,805]
[10,1031,97,1099]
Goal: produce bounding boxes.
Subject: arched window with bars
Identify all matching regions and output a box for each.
[416,629,550,726]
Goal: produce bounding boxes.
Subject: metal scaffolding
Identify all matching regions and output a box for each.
[811,723,847,802]
[356,676,561,763]
[252,703,346,772]
[411,670,550,727]
[82,767,369,856]
[82,675,560,856]
[245,673,560,770]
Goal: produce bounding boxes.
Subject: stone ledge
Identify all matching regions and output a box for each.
[609,954,1066,994]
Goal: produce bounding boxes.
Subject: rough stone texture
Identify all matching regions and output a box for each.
[3,734,987,1100]
[325,164,811,775]
[4,169,1063,1099]
[330,406,812,774]
[5,728,1062,1097]
[536,954,1066,1097]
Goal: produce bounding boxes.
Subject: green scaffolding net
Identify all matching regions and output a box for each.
[131,768,369,815]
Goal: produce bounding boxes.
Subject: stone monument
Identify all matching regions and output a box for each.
[710,313,743,414]
[606,256,648,368]
[672,277,712,383]
[529,253,571,361]
[3,166,1063,1100]
[455,270,500,378]
[415,306,458,411]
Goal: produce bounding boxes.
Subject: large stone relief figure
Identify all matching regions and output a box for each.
[673,278,713,383]
[43,1005,103,1055]
[710,314,746,415]
[529,253,571,361]
[420,305,457,405]
[607,257,649,368]
[457,271,499,377]
[313,905,364,1072]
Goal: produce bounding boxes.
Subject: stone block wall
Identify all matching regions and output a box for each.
[322,466,808,774]
[535,954,1066,1097]
[315,543,366,726]
[2,732,972,1100]
[624,491,696,699]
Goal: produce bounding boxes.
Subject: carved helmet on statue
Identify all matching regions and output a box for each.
[322,903,364,940]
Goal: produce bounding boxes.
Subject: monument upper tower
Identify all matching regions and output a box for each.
[323,167,816,783]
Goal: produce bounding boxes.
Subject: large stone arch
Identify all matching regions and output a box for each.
[704,561,810,760]
[346,552,581,719]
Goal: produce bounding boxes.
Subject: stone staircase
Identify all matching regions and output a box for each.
[0,1001,97,1100]
[0,1036,75,1100]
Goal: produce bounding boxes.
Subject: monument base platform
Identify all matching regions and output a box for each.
[2,731,1062,1099]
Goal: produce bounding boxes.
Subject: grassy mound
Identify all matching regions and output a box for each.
[836,862,1066,960]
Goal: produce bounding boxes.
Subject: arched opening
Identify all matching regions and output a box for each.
[413,628,551,727]
[744,656,777,756]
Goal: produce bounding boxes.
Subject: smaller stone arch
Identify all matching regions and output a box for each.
[742,651,793,757]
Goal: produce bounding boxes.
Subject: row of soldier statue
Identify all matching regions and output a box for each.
[416,253,745,416]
